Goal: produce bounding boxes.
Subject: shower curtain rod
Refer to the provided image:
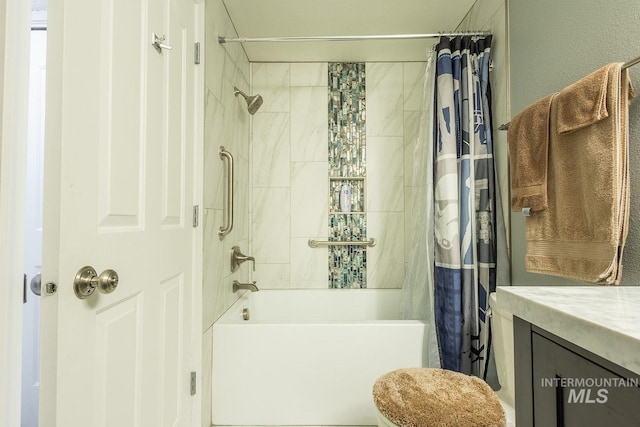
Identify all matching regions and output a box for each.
[498,54,640,131]
[218,31,491,44]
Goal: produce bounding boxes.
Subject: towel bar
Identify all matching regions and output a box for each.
[499,54,640,131]
[308,238,376,248]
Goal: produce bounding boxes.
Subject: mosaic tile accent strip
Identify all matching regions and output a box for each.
[328,63,366,178]
[328,63,367,289]
[329,214,367,289]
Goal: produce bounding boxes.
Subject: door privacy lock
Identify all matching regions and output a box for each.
[73,266,119,299]
[152,33,173,53]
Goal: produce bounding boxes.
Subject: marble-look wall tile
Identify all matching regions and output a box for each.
[291,162,328,237]
[403,110,420,188]
[367,212,405,288]
[404,186,414,263]
[206,1,249,102]
[204,213,252,327]
[402,66,424,283]
[224,48,249,91]
[291,63,328,87]
[291,87,328,162]
[403,62,426,111]
[235,157,250,241]
[216,237,250,321]
[204,0,251,331]
[234,101,251,162]
[250,64,292,289]
[367,136,404,212]
[202,208,224,329]
[290,238,329,288]
[252,187,290,263]
[204,90,225,210]
[222,237,249,277]
[252,63,291,113]
[222,80,250,157]
[253,263,291,289]
[201,326,213,427]
[205,0,227,99]
[252,113,290,188]
[222,235,250,278]
[366,62,404,136]
[249,61,420,290]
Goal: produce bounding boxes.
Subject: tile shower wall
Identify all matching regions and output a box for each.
[202,1,251,425]
[328,63,367,288]
[251,61,424,289]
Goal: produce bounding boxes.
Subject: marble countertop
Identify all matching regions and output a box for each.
[497,286,640,375]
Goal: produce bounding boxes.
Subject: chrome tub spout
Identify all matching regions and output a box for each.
[232,280,259,293]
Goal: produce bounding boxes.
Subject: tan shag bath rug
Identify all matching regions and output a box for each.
[372,368,506,427]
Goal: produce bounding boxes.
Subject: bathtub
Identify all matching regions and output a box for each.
[211,289,428,426]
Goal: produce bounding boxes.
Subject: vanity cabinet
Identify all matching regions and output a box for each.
[514,316,640,427]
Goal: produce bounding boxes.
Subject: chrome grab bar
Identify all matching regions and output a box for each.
[307,238,376,248]
[219,146,234,237]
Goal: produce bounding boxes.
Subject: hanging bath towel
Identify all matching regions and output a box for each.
[524,63,635,284]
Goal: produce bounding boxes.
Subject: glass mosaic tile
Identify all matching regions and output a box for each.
[328,63,367,289]
[328,214,367,289]
[328,63,366,178]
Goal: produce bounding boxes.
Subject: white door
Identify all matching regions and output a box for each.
[40,0,197,425]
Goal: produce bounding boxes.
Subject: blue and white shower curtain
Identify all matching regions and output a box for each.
[433,35,496,377]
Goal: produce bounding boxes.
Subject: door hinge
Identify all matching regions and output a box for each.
[194,42,200,65]
[190,371,197,396]
[192,205,199,228]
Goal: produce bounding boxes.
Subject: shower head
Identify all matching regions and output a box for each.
[234,87,263,115]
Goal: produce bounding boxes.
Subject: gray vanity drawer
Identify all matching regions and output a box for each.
[514,317,640,427]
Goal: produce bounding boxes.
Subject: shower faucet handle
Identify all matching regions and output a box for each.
[231,246,255,272]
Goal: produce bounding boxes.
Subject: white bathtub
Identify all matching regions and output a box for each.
[211,289,427,426]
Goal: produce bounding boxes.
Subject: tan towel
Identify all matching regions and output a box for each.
[525,63,635,285]
[508,93,557,212]
[556,64,615,133]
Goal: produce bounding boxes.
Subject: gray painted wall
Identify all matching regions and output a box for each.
[509,0,640,286]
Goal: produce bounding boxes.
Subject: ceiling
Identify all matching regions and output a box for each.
[221,0,478,62]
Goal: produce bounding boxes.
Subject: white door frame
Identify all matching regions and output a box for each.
[0,0,31,426]
[191,0,205,425]
[0,0,204,424]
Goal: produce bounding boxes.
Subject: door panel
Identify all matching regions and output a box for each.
[42,0,196,425]
[159,274,185,424]
[162,1,189,228]
[97,0,147,229]
[94,295,144,426]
